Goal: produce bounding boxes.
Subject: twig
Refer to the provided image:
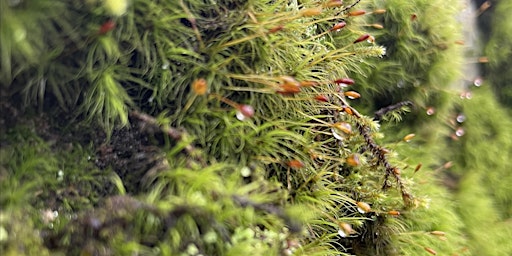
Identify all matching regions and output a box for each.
[374,101,414,121]
[334,96,413,206]
[129,111,203,164]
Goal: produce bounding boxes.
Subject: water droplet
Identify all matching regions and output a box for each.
[13,28,27,42]
[473,77,483,87]
[426,107,435,115]
[331,128,346,141]
[455,127,465,137]
[57,170,64,181]
[161,61,169,70]
[236,111,247,121]
[460,91,472,99]
[148,96,154,103]
[240,167,251,177]
[456,114,466,123]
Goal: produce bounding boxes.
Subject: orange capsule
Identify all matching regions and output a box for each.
[286,159,305,169]
[403,133,415,142]
[333,122,351,134]
[324,0,343,8]
[353,34,370,44]
[372,9,386,14]
[430,231,446,236]
[338,222,354,237]
[330,22,347,31]
[424,247,437,255]
[343,106,354,115]
[299,80,319,87]
[346,154,360,167]
[344,91,361,99]
[314,95,329,102]
[388,210,401,216]
[356,201,371,213]
[300,7,323,17]
[348,10,366,16]
[454,40,465,45]
[268,25,284,34]
[277,83,301,95]
[478,1,491,13]
[411,13,418,21]
[192,78,208,95]
[371,23,384,29]
[393,168,401,175]
[478,56,489,63]
[443,161,453,169]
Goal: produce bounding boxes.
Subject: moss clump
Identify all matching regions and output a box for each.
[3,0,504,255]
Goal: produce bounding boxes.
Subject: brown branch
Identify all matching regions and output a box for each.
[129,110,204,165]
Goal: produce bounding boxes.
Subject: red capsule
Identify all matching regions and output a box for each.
[353,34,371,44]
[277,84,301,95]
[268,25,284,34]
[99,20,116,35]
[237,105,255,118]
[330,22,347,31]
[314,95,329,102]
[334,78,355,85]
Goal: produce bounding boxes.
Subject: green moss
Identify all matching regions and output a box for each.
[483,0,512,108]
[2,0,498,255]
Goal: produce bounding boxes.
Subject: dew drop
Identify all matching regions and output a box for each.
[161,61,169,70]
[455,127,465,137]
[236,111,247,121]
[426,107,435,115]
[473,77,483,87]
[331,128,346,141]
[456,114,466,123]
[240,167,251,177]
[57,170,64,181]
